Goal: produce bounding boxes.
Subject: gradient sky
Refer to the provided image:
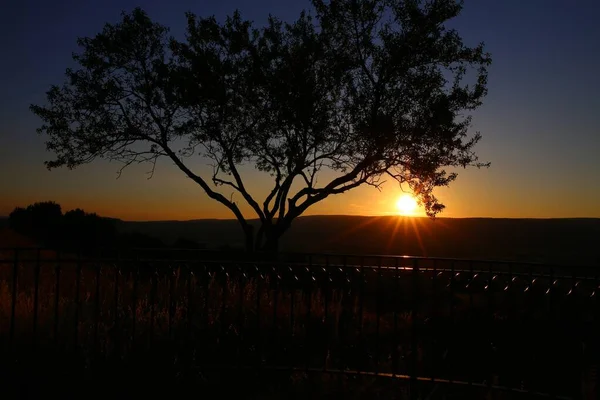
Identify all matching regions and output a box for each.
[1,0,599,221]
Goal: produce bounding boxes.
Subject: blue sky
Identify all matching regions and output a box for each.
[1,0,599,220]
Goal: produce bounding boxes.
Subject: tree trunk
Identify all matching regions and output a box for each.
[262,235,280,253]
[255,223,283,254]
[243,225,254,253]
[251,218,293,254]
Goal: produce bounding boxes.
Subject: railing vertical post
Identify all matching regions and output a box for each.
[305,255,313,372]
[53,250,61,344]
[32,248,41,348]
[288,263,295,372]
[168,265,176,341]
[271,262,279,367]
[430,259,438,383]
[547,265,556,398]
[186,263,193,365]
[358,257,365,376]
[375,257,382,375]
[73,251,82,351]
[93,263,101,359]
[594,272,599,400]
[113,258,120,359]
[323,255,329,372]
[237,263,245,369]
[525,265,534,392]
[256,263,262,369]
[449,260,456,386]
[220,265,227,350]
[410,258,420,400]
[9,248,19,346]
[202,263,209,355]
[486,262,495,396]
[339,255,349,374]
[569,268,579,396]
[149,265,157,347]
[393,257,399,377]
[131,259,139,353]
[467,261,474,388]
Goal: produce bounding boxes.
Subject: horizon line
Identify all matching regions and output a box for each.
[3,214,598,223]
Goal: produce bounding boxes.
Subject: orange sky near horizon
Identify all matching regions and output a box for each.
[2,143,599,221]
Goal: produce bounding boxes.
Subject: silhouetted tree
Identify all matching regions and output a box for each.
[8,202,119,251]
[8,207,29,233]
[9,201,63,246]
[30,0,491,252]
[62,209,118,251]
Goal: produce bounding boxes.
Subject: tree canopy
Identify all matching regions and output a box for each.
[8,201,172,252]
[30,0,491,251]
[9,202,117,250]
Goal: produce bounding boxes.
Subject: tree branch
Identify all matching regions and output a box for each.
[224,151,266,223]
[159,143,250,231]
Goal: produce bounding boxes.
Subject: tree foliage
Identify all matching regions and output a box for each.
[9,201,64,244]
[30,0,491,251]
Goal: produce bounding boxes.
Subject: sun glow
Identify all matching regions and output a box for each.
[395,194,418,216]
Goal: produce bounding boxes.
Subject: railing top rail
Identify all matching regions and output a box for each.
[0,246,597,273]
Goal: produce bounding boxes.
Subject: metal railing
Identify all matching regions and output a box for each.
[0,247,598,399]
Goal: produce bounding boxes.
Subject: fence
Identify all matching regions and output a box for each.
[0,247,598,399]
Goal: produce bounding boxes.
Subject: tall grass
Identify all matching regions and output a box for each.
[0,249,596,398]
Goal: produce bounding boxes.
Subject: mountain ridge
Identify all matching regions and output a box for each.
[114,215,600,266]
[2,215,598,266]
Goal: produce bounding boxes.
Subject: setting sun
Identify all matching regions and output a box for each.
[396,194,418,216]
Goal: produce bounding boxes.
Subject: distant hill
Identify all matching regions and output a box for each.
[116,216,600,266]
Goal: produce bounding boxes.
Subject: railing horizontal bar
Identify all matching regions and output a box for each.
[0,257,597,281]
[191,364,573,400]
[0,247,597,271]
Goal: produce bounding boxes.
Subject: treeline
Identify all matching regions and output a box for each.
[7,201,204,254]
